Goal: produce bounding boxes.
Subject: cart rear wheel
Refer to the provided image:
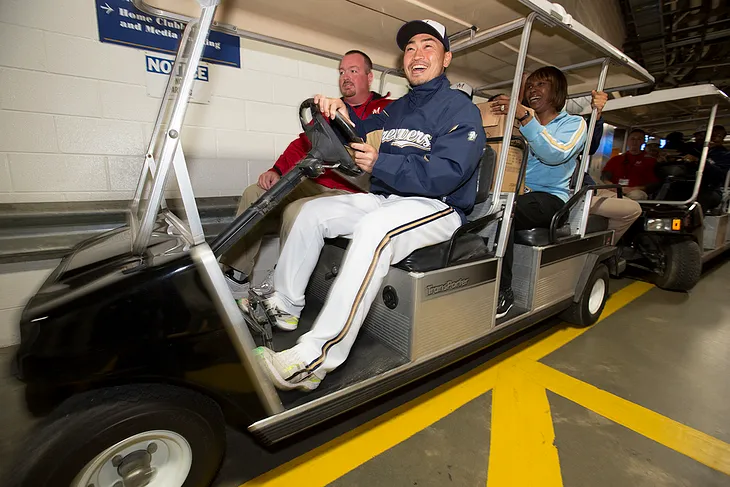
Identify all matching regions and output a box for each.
[9,384,225,487]
[561,263,609,327]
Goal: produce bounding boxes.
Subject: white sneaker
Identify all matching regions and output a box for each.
[238,295,299,331]
[225,275,250,300]
[253,347,323,391]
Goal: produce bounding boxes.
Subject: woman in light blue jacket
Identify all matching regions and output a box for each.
[489,66,587,318]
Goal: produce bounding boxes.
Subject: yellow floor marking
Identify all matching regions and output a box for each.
[521,360,730,476]
[487,364,563,487]
[516,281,655,363]
[240,281,657,486]
[241,361,499,487]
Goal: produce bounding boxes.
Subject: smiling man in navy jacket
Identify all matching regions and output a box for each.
[252,19,486,391]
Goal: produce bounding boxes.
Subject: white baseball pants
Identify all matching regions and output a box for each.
[271,193,462,378]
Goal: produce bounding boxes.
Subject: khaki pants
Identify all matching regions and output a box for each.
[590,189,642,243]
[221,179,349,276]
[625,189,648,200]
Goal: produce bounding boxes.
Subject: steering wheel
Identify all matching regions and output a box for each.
[299,99,363,177]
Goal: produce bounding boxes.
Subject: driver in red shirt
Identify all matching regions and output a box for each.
[601,128,658,200]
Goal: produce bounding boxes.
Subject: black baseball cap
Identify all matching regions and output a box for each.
[396,19,450,52]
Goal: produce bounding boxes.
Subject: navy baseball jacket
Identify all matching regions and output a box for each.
[348,74,486,222]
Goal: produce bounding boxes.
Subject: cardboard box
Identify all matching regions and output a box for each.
[476,102,525,194]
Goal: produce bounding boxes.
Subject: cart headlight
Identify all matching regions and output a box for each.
[645,218,681,231]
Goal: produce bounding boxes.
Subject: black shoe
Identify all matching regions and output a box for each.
[496,287,514,319]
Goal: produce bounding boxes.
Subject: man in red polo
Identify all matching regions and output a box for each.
[601,128,658,200]
[222,50,392,296]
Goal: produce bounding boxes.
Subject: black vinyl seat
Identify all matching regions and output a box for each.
[394,143,498,272]
[514,214,609,247]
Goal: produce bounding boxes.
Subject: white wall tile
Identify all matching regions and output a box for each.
[0,23,46,70]
[245,102,300,135]
[0,0,97,39]
[186,158,248,192]
[1,69,102,117]
[0,154,11,192]
[0,111,57,153]
[100,82,158,122]
[299,59,339,84]
[0,192,64,203]
[55,116,144,155]
[8,154,108,192]
[321,84,342,99]
[108,156,144,191]
[179,126,217,158]
[0,266,55,310]
[272,75,326,107]
[0,307,23,347]
[210,66,273,103]
[217,130,275,160]
[64,191,133,202]
[45,33,146,85]
[242,41,299,77]
[185,96,247,131]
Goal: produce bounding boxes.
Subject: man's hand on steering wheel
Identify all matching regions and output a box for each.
[349,142,378,173]
[314,94,353,125]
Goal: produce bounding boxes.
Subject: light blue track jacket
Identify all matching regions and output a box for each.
[519,111,587,202]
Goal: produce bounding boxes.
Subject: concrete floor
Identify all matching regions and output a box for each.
[1,257,729,486]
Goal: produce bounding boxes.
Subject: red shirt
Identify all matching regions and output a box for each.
[602,151,658,188]
[270,92,393,192]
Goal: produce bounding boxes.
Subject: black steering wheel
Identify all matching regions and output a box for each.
[299,99,363,177]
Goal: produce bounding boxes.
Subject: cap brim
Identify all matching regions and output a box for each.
[396,21,448,51]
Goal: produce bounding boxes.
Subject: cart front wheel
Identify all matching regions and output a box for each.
[9,384,225,487]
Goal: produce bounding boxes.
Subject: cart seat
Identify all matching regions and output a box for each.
[514,215,609,247]
[395,142,498,272]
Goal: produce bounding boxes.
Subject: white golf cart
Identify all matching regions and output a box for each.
[591,85,730,290]
[9,1,653,486]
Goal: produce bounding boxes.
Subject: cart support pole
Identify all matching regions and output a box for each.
[575,58,610,191]
[490,13,536,217]
[132,2,218,254]
[492,13,536,261]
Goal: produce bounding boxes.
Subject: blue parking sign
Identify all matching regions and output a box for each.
[95,0,240,68]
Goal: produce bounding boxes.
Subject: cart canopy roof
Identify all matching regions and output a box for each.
[136,0,653,96]
[585,85,730,137]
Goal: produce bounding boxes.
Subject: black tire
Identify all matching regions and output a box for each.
[8,384,226,487]
[560,263,610,327]
[655,238,702,291]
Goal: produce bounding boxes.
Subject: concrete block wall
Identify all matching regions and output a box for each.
[0,0,410,204]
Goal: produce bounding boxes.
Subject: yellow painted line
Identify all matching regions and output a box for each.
[516,281,654,363]
[241,280,655,486]
[241,362,499,487]
[487,365,563,487]
[521,360,730,476]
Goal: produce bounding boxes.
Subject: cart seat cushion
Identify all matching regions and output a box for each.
[324,234,490,273]
[515,215,609,247]
[515,225,571,246]
[395,233,490,272]
[586,214,609,233]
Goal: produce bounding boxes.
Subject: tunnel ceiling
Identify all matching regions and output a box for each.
[619,0,730,94]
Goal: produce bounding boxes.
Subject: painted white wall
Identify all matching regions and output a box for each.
[0,0,410,204]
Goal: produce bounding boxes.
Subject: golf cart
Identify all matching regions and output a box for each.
[591,85,730,291]
[9,1,652,485]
